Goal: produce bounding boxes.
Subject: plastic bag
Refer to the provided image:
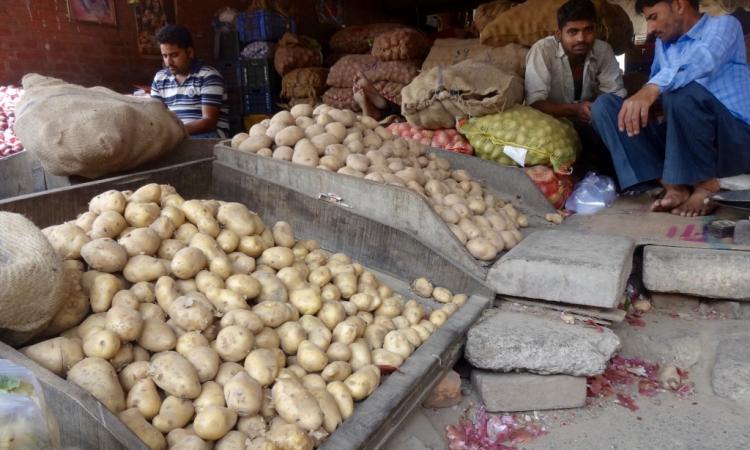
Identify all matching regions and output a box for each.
[565,172,617,215]
[459,105,580,173]
[0,360,61,450]
[241,42,276,59]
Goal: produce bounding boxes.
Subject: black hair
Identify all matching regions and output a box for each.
[635,0,700,14]
[155,24,194,49]
[557,0,598,29]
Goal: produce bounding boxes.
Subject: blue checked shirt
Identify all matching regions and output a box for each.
[649,14,750,125]
[151,60,230,137]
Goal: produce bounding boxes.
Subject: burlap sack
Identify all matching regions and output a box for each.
[372,28,430,62]
[0,212,66,343]
[327,55,420,88]
[480,0,634,55]
[401,60,524,130]
[281,67,329,100]
[15,74,186,179]
[274,33,323,76]
[323,88,361,111]
[330,23,404,54]
[421,39,529,76]
[472,0,516,34]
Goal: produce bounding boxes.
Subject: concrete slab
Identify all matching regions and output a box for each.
[487,230,635,308]
[643,246,750,300]
[471,371,587,412]
[465,309,621,377]
[712,338,750,403]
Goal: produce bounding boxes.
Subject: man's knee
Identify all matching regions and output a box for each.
[592,93,623,120]
[662,82,707,111]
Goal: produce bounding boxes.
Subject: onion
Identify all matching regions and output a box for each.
[0,85,25,158]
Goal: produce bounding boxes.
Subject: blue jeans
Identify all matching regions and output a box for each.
[591,82,750,190]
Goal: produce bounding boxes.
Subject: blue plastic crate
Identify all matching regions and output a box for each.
[242,87,279,115]
[237,10,296,43]
[238,58,279,91]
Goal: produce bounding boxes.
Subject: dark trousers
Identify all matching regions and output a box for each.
[591,82,750,190]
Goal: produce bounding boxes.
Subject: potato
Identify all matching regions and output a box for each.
[105,305,143,342]
[239,134,273,153]
[326,381,354,420]
[169,247,207,280]
[349,341,372,371]
[82,327,121,359]
[254,327,281,350]
[383,330,414,359]
[193,381,226,414]
[138,318,177,352]
[272,377,323,431]
[275,125,305,147]
[152,396,196,433]
[253,301,292,328]
[174,223,199,245]
[193,406,238,441]
[290,103,313,118]
[289,286,322,315]
[44,223,91,260]
[214,430,250,450]
[325,342,351,362]
[373,348,405,368]
[432,286,453,304]
[123,255,168,283]
[403,304,424,326]
[214,362,244,387]
[179,200,219,238]
[231,132,249,148]
[429,309,448,327]
[184,346,220,383]
[75,211,98,233]
[90,211,128,239]
[111,289,140,310]
[297,340,328,372]
[195,270,224,295]
[292,139,320,166]
[176,331,209,356]
[89,190,127,214]
[68,357,125,412]
[80,238,128,273]
[392,315,411,330]
[266,423,313,450]
[119,361,150,392]
[119,409,167,450]
[126,378,161,419]
[466,237,498,261]
[223,371,263,416]
[240,349,278,387]
[206,287,249,313]
[149,351,202,399]
[332,319,360,345]
[21,337,84,376]
[363,324,389,350]
[258,246,295,270]
[156,239,184,260]
[168,431,208,450]
[275,321,305,356]
[216,310,262,335]
[213,325,254,362]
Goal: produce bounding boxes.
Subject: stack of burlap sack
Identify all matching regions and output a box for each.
[323,24,430,111]
[275,33,328,106]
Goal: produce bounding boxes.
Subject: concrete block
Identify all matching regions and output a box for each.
[712,338,750,403]
[471,370,587,412]
[651,293,701,313]
[643,246,750,300]
[734,220,750,246]
[422,370,462,409]
[487,230,635,308]
[465,310,620,376]
[615,326,703,369]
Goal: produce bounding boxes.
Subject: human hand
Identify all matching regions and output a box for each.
[574,101,593,124]
[618,84,660,136]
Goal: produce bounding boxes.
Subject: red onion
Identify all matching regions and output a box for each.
[0,85,25,158]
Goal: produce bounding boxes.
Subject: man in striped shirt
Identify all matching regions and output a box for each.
[151,25,229,138]
[591,0,750,216]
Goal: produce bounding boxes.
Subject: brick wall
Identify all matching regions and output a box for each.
[0,0,245,93]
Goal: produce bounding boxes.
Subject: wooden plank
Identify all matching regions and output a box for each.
[211,161,492,295]
[0,139,216,200]
[0,341,147,450]
[0,159,213,227]
[320,294,490,450]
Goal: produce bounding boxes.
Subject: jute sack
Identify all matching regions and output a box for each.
[323,88,360,111]
[327,55,420,88]
[0,212,66,344]
[480,0,634,55]
[274,33,323,76]
[372,28,430,61]
[14,74,187,179]
[401,60,524,130]
[421,39,528,76]
[281,67,329,100]
[330,23,404,54]
[472,0,516,34]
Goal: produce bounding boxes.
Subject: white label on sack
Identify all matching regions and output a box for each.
[503,145,528,167]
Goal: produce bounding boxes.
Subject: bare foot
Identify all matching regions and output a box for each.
[651,184,690,212]
[355,71,387,110]
[672,179,720,217]
[353,80,380,120]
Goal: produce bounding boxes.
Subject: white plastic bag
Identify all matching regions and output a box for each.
[565,172,617,215]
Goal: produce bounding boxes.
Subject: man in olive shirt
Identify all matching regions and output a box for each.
[525,0,626,177]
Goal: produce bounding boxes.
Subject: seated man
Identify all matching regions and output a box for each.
[525,0,627,177]
[591,0,750,216]
[151,24,229,139]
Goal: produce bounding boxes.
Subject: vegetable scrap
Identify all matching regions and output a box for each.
[587,356,694,412]
[446,406,547,450]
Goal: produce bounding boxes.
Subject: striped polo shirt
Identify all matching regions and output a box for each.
[151,60,230,137]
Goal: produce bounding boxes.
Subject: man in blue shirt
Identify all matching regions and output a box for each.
[151,25,229,139]
[591,0,750,216]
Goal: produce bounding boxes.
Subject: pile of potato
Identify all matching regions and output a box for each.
[230,104,530,262]
[21,184,468,450]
